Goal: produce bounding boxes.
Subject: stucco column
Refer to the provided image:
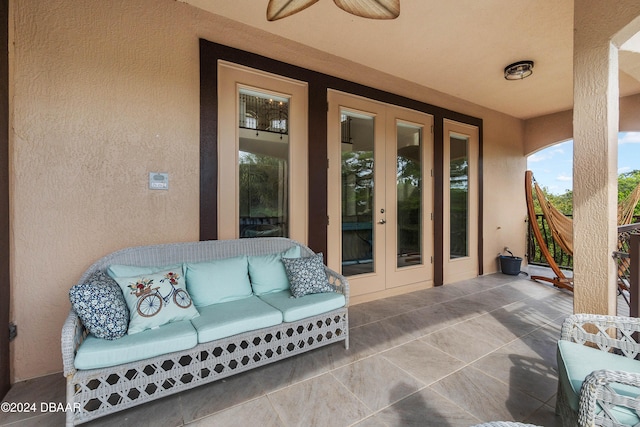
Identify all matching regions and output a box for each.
[573,1,640,315]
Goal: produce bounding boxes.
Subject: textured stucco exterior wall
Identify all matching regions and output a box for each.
[573,1,640,315]
[10,0,202,381]
[620,93,640,132]
[482,117,528,271]
[10,0,525,380]
[523,92,640,157]
[523,110,574,155]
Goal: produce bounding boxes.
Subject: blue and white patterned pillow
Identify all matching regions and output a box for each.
[281,253,335,298]
[69,271,129,340]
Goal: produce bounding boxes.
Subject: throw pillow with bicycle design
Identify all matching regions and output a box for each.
[128,272,192,317]
[115,269,199,335]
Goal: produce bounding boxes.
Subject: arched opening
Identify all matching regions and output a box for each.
[525,132,640,309]
[527,132,640,204]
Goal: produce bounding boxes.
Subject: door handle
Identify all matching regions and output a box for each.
[378,219,386,224]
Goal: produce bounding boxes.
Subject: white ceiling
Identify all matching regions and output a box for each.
[182,0,640,120]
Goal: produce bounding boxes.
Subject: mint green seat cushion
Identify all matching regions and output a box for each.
[191,296,283,343]
[185,255,252,307]
[557,340,640,425]
[74,320,197,370]
[248,246,301,295]
[258,290,346,322]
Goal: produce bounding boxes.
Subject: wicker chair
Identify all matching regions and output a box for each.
[557,314,640,426]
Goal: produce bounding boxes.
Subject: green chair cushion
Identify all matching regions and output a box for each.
[185,255,253,307]
[248,246,301,295]
[191,296,283,343]
[557,339,640,425]
[258,290,346,322]
[74,320,197,370]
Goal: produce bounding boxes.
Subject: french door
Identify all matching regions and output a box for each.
[327,91,433,297]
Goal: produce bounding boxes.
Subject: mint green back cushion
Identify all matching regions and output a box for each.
[107,263,184,278]
[248,246,301,296]
[258,290,345,322]
[191,296,282,343]
[74,320,197,370]
[558,340,640,425]
[185,255,252,307]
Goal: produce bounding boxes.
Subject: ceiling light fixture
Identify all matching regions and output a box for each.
[504,60,534,80]
[267,0,400,21]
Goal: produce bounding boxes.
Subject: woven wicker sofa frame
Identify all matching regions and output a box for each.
[557,314,640,427]
[61,237,349,426]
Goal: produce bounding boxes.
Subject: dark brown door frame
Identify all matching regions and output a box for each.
[199,39,484,285]
[0,0,10,399]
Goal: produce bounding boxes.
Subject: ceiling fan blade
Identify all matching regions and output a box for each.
[333,0,400,19]
[267,0,320,21]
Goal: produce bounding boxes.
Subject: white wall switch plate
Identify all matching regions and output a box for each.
[149,172,169,190]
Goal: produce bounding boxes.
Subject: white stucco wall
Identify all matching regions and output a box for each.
[10,0,526,380]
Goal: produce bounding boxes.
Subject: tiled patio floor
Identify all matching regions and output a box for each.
[1,269,628,426]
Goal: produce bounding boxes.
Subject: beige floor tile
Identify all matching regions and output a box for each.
[523,403,563,427]
[439,295,496,321]
[352,415,389,426]
[178,369,272,423]
[471,323,562,403]
[268,373,371,426]
[87,392,184,427]
[186,397,283,427]
[421,315,514,363]
[331,355,425,411]
[374,387,482,427]
[0,373,65,425]
[430,366,544,422]
[349,316,417,356]
[382,339,465,385]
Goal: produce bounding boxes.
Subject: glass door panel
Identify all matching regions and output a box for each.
[217,61,308,242]
[449,135,469,258]
[341,111,375,276]
[396,123,423,268]
[238,89,289,238]
[443,120,478,284]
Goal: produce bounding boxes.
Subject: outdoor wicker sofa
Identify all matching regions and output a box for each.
[61,237,349,426]
[556,313,640,426]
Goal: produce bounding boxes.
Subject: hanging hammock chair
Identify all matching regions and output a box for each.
[525,170,640,293]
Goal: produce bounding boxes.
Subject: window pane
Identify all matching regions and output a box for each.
[341,111,375,276]
[397,123,422,268]
[238,89,289,238]
[450,135,469,258]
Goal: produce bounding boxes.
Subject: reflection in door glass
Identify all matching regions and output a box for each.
[341,111,375,276]
[397,123,422,268]
[238,89,289,238]
[450,135,469,258]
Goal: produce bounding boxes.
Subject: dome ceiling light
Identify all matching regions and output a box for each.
[267,0,400,21]
[504,60,534,80]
